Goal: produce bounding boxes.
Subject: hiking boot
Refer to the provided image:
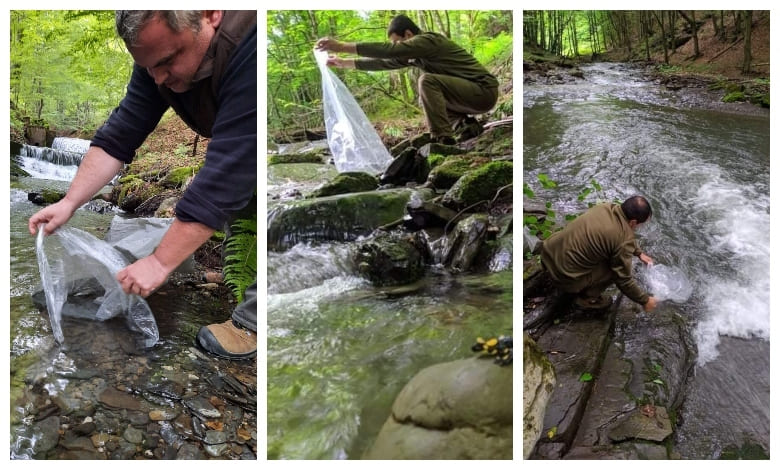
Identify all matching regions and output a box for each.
[433,135,457,146]
[196,320,257,360]
[574,295,612,310]
[455,116,484,142]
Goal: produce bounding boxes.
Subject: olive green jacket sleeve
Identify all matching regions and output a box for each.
[354,32,499,88]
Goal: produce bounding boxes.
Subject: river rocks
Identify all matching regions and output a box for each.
[123,425,144,444]
[607,406,673,442]
[311,171,378,197]
[98,387,142,411]
[442,160,513,210]
[31,416,61,455]
[149,409,178,421]
[523,333,556,459]
[355,232,424,287]
[268,188,429,251]
[183,396,222,419]
[364,356,511,459]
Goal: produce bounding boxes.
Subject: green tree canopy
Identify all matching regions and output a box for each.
[267,10,512,138]
[10,10,132,132]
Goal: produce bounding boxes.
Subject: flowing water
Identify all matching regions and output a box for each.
[10,147,257,459]
[524,63,769,458]
[266,175,513,458]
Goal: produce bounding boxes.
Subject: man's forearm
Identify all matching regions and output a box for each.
[153,218,216,273]
[64,146,124,209]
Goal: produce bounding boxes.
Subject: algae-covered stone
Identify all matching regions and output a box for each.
[268,188,430,251]
[427,156,475,189]
[443,161,513,210]
[355,232,424,287]
[268,151,326,165]
[311,172,378,198]
[364,356,512,459]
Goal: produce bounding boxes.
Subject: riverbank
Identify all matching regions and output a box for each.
[522,62,769,460]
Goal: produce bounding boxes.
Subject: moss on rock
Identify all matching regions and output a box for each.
[310,172,378,198]
[443,160,513,209]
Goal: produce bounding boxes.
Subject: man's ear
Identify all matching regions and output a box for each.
[404,30,415,39]
[628,220,639,229]
[203,10,223,29]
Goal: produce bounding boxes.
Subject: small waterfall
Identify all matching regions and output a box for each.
[51,137,91,155]
[17,143,86,181]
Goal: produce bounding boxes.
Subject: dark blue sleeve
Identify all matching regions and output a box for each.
[90,65,169,163]
[174,26,257,230]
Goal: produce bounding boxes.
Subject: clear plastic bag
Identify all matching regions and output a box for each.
[314,48,392,174]
[641,263,693,303]
[35,224,159,348]
[104,216,194,273]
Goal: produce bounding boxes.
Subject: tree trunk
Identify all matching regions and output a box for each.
[678,10,700,58]
[742,10,753,74]
[653,11,669,64]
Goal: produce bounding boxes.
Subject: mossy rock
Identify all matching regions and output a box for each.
[470,126,513,155]
[11,157,30,177]
[427,153,446,169]
[355,232,424,287]
[161,164,202,188]
[443,161,513,210]
[427,156,477,189]
[267,151,326,165]
[27,189,66,205]
[268,188,432,251]
[310,172,378,198]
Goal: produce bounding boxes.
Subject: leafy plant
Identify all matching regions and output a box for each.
[579,372,593,382]
[223,213,257,302]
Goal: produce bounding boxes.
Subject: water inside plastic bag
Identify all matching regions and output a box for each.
[314,48,392,174]
[35,224,159,347]
[641,263,693,303]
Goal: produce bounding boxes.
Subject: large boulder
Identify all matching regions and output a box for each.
[267,188,432,251]
[364,356,512,459]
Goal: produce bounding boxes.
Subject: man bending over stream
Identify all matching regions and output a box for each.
[28,10,257,360]
[540,196,658,313]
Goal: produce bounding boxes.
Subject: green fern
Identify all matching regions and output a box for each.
[223,214,257,302]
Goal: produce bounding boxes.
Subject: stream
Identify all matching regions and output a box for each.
[524,63,769,458]
[266,148,513,458]
[10,140,257,459]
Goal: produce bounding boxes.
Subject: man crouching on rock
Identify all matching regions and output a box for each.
[540,195,657,312]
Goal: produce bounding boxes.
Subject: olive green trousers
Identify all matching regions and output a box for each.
[418,73,498,138]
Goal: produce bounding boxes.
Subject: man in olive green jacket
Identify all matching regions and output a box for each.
[540,196,658,312]
[315,14,499,145]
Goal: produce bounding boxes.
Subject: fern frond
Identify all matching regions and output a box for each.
[223,213,257,302]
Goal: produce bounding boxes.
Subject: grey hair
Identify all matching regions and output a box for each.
[115,11,203,46]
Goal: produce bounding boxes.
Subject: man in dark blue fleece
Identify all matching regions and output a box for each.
[28,10,257,359]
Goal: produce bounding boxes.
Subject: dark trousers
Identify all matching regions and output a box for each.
[418,73,498,138]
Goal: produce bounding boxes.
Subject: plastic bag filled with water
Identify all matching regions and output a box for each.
[35,225,159,348]
[641,263,693,303]
[314,48,392,174]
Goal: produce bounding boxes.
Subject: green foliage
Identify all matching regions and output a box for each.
[722,91,746,103]
[10,10,132,131]
[267,10,513,136]
[579,372,593,382]
[224,214,258,302]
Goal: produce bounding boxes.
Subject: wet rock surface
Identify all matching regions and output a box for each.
[11,277,257,460]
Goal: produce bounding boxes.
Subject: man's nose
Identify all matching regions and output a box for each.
[147,66,168,86]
